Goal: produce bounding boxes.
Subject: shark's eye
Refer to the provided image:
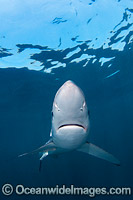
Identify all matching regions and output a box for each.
[54,103,60,111]
[80,101,86,111]
[52,111,53,117]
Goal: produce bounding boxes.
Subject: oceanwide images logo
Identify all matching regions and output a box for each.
[1,184,132,197]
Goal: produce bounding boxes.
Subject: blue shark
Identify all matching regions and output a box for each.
[19,80,120,171]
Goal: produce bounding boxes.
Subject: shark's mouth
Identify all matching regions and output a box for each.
[58,124,86,130]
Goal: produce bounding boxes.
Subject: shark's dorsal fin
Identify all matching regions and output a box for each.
[77,142,120,166]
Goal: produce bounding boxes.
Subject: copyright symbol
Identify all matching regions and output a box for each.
[2,184,13,196]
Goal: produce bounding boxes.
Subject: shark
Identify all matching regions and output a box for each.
[19,80,120,171]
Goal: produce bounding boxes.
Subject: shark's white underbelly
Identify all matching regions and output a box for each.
[53,125,88,150]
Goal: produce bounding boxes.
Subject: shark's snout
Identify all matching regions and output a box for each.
[63,80,75,87]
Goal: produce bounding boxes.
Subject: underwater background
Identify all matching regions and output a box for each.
[0,0,133,199]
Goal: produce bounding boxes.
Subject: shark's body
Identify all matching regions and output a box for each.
[19,80,120,170]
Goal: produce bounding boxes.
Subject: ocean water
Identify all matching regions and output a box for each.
[0,0,133,199]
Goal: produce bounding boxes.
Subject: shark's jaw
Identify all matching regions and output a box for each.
[58,124,86,131]
[53,125,88,150]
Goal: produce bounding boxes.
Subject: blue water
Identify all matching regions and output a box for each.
[0,0,133,199]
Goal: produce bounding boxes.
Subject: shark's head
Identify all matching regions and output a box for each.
[52,80,89,150]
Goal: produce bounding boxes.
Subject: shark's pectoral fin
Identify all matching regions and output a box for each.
[18,139,64,172]
[77,142,120,166]
[18,140,56,158]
